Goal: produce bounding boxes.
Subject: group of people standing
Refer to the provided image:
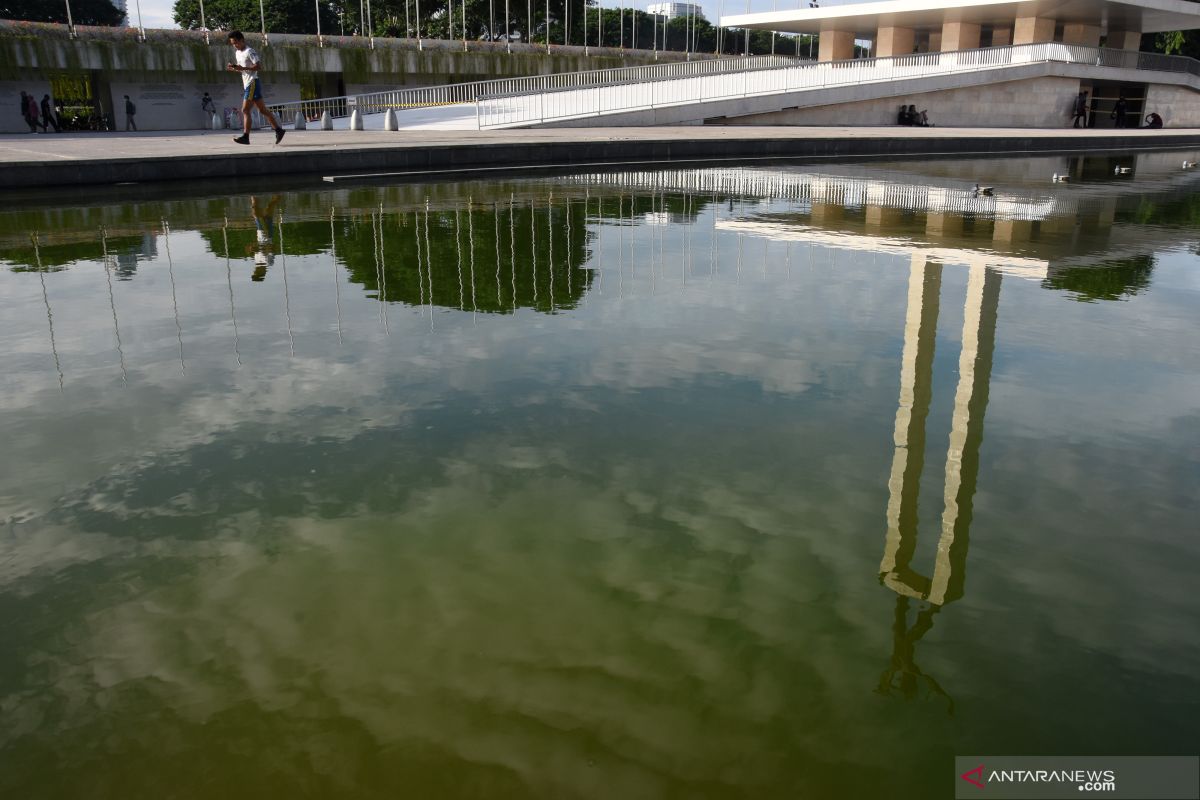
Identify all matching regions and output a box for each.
[18,91,60,133]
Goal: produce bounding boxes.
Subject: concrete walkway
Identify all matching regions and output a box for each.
[3,127,1200,188]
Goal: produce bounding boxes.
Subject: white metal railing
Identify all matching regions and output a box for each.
[267,54,801,124]
[477,43,1200,128]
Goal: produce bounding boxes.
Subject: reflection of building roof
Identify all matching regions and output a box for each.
[717,220,1050,280]
[722,0,1200,36]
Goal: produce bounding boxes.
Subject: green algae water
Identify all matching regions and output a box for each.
[0,153,1197,799]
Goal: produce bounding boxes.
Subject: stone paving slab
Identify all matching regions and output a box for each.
[2,127,1199,189]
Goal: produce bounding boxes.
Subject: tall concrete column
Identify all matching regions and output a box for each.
[1106,29,1142,50]
[819,29,856,61]
[941,21,981,52]
[1013,14,1056,45]
[876,25,915,58]
[1063,23,1101,46]
[929,31,942,51]
[991,26,1012,46]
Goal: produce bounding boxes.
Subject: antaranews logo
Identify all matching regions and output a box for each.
[960,764,1116,792]
[954,756,1198,800]
[961,764,985,789]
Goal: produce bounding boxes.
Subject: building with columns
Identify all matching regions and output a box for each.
[718,0,1200,127]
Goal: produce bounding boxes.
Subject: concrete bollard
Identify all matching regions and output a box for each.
[320,110,333,130]
[211,113,222,130]
[383,108,398,131]
[294,111,306,130]
[349,109,363,131]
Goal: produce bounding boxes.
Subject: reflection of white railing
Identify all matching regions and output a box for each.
[478,43,1200,128]
[267,54,800,123]
[570,167,1067,221]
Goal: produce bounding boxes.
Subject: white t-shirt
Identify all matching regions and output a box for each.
[235,47,261,88]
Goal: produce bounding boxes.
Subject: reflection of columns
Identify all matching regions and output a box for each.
[941,20,980,51]
[876,26,915,57]
[926,213,964,239]
[810,201,844,225]
[990,26,1012,46]
[866,205,904,229]
[992,219,1033,243]
[880,258,1001,608]
[818,29,855,61]
[928,31,942,51]
[929,265,1000,606]
[1014,14,1055,44]
[880,253,942,599]
[1063,23,1101,46]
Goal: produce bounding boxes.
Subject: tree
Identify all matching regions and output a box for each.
[0,0,124,26]
[173,0,338,34]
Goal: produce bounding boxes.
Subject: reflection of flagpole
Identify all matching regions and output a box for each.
[99,227,128,384]
[31,233,65,391]
[279,213,294,357]
[467,197,478,321]
[330,207,342,345]
[454,207,465,310]
[377,204,390,333]
[509,194,517,310]
[63,0,75,38]
[530,198,538,304]
[414,209,426,313]
[547,195,555,311]
[423,199,435,330]
[199,0,209,42]
[222,217,243,365]
[162,221,186,373]
[494,202,503,305]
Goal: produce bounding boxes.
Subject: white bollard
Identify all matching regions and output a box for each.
[211,113,222,130]
[320,110,333,130]
[294,111,306,130]
[349,109,363,131]
[383,108,398,131]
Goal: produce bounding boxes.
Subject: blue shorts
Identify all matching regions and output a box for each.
[243,78,263,102]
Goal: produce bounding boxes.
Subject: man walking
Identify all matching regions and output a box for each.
[40,94,60,133]
[226,31,285,145]
[20,91,37,132]
[1071,91,1088,129]
[124,95,137,130]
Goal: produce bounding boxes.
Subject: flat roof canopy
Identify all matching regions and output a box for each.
[721,0,1200,37]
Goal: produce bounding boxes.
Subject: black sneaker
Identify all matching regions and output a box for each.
[274,128,285,145]
[233,134,250,145]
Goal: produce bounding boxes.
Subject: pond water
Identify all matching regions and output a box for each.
[1,152,1198,799]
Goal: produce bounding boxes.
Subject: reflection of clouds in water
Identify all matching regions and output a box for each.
[3,443,914,797]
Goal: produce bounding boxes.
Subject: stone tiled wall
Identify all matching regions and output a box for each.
[728,77,1085,128]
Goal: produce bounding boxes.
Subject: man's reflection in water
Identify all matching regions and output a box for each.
[876,597,954,714]
[247,195,281,281]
